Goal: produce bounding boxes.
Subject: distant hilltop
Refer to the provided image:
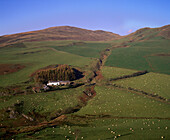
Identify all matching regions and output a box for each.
[0,24,169,47]
[125,24,170,41]
[0,26,120,47]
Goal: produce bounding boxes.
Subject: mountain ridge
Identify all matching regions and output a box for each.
[0,26,120,47]
[0,25,169,47]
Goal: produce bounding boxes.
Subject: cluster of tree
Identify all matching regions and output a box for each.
[35,65,83,83]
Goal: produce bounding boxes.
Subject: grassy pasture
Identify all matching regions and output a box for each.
[147,55,170,74]
[48,43,111,58]
[13,118,170,140]
[24,40,75,49]
[105,46,151,71]
[25,41,112,58]
[76,86,170,118]
[113,72,170,99]
[0,87,83,116]
[0,39,170,140]
[105,39,170,74]
[0,43,93,86]
[101,66,170,99]
[101,66,137,79]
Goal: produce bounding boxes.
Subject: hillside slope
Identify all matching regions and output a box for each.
[106,25,170,75]
[126,24,170,41]
[0,26,120,47]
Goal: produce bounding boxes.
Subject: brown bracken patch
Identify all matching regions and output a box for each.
[0,64,25,75]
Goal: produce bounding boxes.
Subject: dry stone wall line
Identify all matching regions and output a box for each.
[109,70,148,81]
[106,83,170,104]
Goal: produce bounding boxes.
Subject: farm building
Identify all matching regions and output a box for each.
[47,81,71,86]
[47,81,60,86]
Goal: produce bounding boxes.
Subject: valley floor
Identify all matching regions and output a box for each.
[0,40,170,140]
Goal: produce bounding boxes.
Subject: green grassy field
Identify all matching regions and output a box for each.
[101,66,170,99]
[14,118,170,140]
[24,41,111,58]
[0,87,84,118]
[24,40,75,48]
[105,39,170,74]
[113,72,170,99]
[147,55,170,74]
[12,85,170,140]
[0,39,170,140]
[76,86,170,118]
[0,42,94,86]
[48,42,111,58]
[101,66,137,79]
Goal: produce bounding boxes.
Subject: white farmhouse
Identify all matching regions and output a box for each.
[47,81,71,86]
[47,81,60,86]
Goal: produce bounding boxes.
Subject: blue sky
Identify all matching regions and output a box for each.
[0,0,170,36]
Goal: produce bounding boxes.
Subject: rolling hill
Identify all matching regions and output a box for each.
[105,24,170,74]
[126,24,170,41]
[0,26,120,47]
